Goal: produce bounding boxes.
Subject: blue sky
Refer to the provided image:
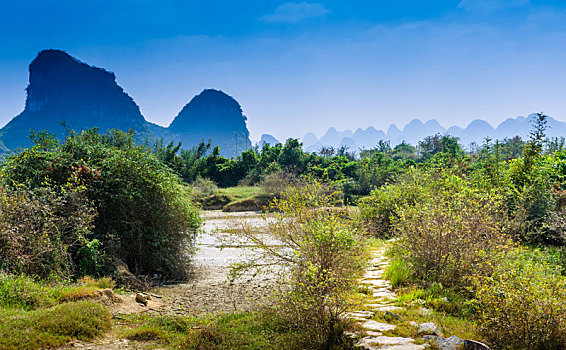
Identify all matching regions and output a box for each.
[1,0,566,141]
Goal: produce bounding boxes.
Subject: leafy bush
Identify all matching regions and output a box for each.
[392,171,510,289]
[1,129,201,279]
[472,250,566,350]
[357,169,435,237]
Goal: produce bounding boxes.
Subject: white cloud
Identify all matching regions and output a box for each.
[458,0,530,12]
[261,2,329,23]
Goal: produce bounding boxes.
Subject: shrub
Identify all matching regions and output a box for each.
[0,184,95,279]
[392,171,510,290]
[229,180,366,349]
[191,176,218,198]
[357,169,428,237]
[259,170,299,198]
[472,250,566,350]
[1,129,202,279]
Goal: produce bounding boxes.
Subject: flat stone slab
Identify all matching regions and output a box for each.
[369,305,403,312]
[381,344,427,350]
[373,336,415,345]
[364,270,383,279]
[360,320,397,332]
[356,336,416,349]
[346,311,375,318]
[362,279,390,287]
[365,331,383,336]
[373,290,397,299]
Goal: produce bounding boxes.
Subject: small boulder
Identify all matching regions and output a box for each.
[423,335,465,350]
[418,322,441,336]
[135,292,148,306]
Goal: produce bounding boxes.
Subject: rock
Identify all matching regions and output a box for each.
[464,340,491,350]
[372,290,396,299]
[1,49,150,151]
[360,320,397,332]
[366,331,382,336]
[371,336,415,345]
[418,322,441,336]
[135,293,148,306]
[424,335,465,350]
[168,89,252,157]
[371,305,402,312]
[380,344,427,350]
[346,311,375,319]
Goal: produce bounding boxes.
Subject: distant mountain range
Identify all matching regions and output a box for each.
[300,116,566,153]
[3,50,564,158]
[0,50,251,157]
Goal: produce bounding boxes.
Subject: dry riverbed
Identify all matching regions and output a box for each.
[153,210,279,315]
[61,210,279,350]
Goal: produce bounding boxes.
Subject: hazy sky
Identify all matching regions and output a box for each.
[1,0,566,141]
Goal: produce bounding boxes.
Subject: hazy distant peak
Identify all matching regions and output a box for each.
[403,119,424,132]
[466,119,494,129]
[387,124,401,134]
[259,134,280,147]
[302,132,318,147]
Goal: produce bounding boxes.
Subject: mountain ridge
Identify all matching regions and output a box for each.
[0,50,252,157]
[302,115,566,152]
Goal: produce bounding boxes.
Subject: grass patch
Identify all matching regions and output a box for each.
[118,309,357,350]
[0,300,111,350]
[0,274,115,310]
[0,274,114,349]
[371,306,480,341]
[200,186,266,210]
[117,310,300,349]
[384,258,411,288]
[217,186,263,201]
[222,194,273,212]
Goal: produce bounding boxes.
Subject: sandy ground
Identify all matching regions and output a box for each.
[151,210,280,316]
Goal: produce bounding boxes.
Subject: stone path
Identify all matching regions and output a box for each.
[346,249,427,350]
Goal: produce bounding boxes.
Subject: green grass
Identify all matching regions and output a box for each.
[0,274,114,310]
[0,274,113,349]
[0,300,111,349]
[117,310,301,349]
[370,306,480,342]
[217,186,263,201]
[384,258,411,288]
[200,186,267,210]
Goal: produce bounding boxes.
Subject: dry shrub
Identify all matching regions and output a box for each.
[229,180,366,349]
[393,172,511,290]
[0,185,95,280]
[472,250,566,350]
[259,170,299,197]
[191,176,218,199]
